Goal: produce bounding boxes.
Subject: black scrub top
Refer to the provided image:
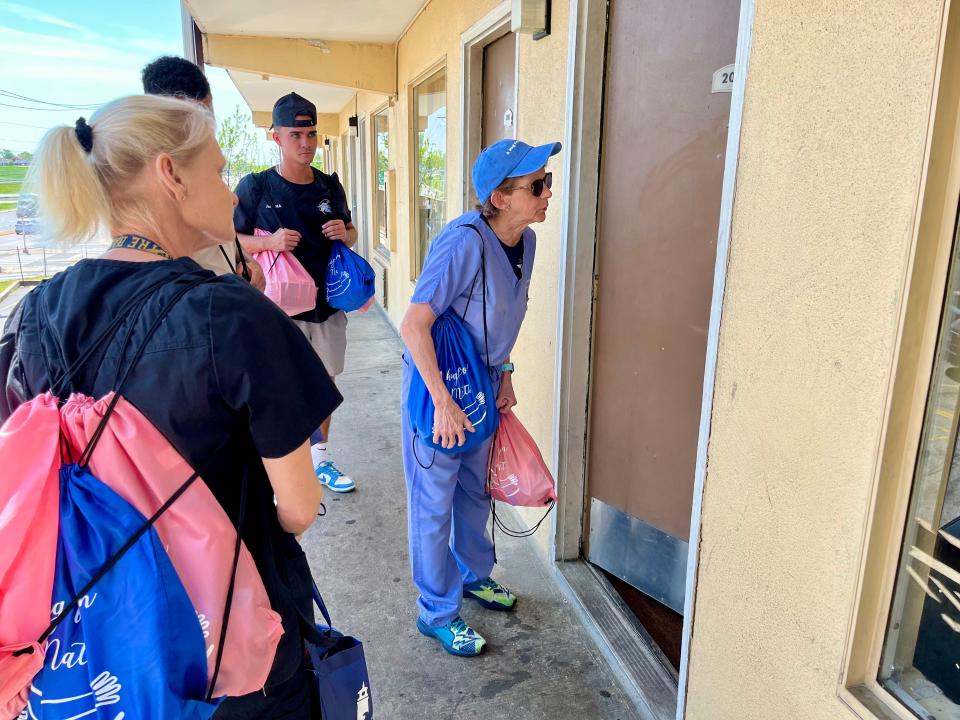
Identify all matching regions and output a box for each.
[234,167,352,324]
[0,256,342,689]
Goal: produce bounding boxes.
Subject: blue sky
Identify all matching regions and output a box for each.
[0,0,254,153]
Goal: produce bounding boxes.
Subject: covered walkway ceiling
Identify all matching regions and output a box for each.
[184,0,426,122]
[184,0,426,43]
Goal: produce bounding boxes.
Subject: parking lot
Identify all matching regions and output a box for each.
[0,208,106,281]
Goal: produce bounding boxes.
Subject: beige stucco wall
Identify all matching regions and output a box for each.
[330,0,571,547]
[388,0,501,316]
[510,0,569,543]
[686,2,946,718]
[301,4,570,539]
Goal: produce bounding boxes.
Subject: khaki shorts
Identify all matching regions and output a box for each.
[293,311,348,377]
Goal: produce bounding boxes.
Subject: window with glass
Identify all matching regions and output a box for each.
[311,149,325,173]
[881,209,960,717]
[412,68,447,277]
[374,109,390,254]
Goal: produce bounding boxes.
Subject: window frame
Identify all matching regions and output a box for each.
[408,58,448,282]
[372,104,392,259]
[842,6,960,718]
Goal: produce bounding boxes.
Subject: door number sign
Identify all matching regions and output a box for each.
[711,64,735,93]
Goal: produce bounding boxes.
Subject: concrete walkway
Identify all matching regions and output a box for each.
[300,309,643,720]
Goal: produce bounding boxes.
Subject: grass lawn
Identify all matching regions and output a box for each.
[0,166,28,181]
[0,279,15,295]
[0,167,28,213]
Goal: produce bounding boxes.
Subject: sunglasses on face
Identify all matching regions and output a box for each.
[511,172,553,198]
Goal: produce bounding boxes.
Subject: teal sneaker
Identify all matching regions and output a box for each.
[416,616,487,657]
[315,460,356,493]
[463,578,517,611]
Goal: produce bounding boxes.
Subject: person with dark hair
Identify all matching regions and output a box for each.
[234,92,358,493]
[142,55,213,108]
[141,56,264,289]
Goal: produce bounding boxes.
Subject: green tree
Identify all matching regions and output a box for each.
[217,106,270,187]
[16,151,32,162]
[417,140,446,198]
[0,149,14,161]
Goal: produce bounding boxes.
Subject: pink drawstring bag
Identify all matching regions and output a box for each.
[58,393,284,698]
[487,410,558,507]
[253,229,317,316]
[0,641,44,718]
[0,394,59,716]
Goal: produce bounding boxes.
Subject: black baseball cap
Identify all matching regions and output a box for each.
[272,92,317,128]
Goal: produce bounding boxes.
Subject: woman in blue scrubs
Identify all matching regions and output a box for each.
[399,139,561,656]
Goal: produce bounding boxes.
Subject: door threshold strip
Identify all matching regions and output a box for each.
[555,559,678,720]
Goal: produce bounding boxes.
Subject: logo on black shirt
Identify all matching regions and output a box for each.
[318,199,333,215]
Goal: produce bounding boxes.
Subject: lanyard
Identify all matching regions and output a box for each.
[110,234,171,259]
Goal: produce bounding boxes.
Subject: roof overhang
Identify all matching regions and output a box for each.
[183,0,426,43]
[183,0,424,117]
[227,70,349,131]
[206,33,396,97]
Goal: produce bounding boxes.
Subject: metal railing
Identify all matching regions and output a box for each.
[421,195,447,241]
[416,195,447,272]
[0,234,108,281]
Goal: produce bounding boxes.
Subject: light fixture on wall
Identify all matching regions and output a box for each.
[511,0,551,40]
[348,115,359,138]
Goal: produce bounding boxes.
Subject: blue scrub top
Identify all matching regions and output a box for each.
[411,210,536,367]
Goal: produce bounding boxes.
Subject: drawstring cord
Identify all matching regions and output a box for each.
[412,432,437,470]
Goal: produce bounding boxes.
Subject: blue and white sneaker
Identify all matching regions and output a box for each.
[416,616,486,657]
[315,459,356,493]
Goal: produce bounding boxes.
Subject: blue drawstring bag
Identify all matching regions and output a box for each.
[27,464,217,719]
[305,581,373,720]
[326,242,375,312]
[19,275,239,720]
[407,225,499,455]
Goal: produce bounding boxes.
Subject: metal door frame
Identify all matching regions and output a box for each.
[551,0,756,716]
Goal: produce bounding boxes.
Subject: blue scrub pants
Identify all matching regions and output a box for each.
[401,357,498,627]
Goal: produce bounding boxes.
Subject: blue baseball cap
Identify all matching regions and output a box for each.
[472,139,562,204]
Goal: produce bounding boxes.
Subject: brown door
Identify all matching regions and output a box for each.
[482,33,516,147]
[585,0,740,615]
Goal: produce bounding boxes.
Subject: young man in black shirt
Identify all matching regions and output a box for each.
[234,93,358,493]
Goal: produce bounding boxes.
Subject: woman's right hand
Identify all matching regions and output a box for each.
[270,228,301,252]
[433,394,476,449]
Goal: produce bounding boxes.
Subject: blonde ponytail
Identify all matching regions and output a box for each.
[27,125,110,245]
[26,95,214,246]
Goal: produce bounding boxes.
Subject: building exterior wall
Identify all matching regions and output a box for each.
[327,0,572,547]
[686,2,947,718]
[511,0,570,545]
[389,0,501,316]
[208,1,960,714]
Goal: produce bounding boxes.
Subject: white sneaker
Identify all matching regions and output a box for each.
[315,458,356,493]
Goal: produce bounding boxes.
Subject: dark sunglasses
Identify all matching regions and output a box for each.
[511,172,553,198]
